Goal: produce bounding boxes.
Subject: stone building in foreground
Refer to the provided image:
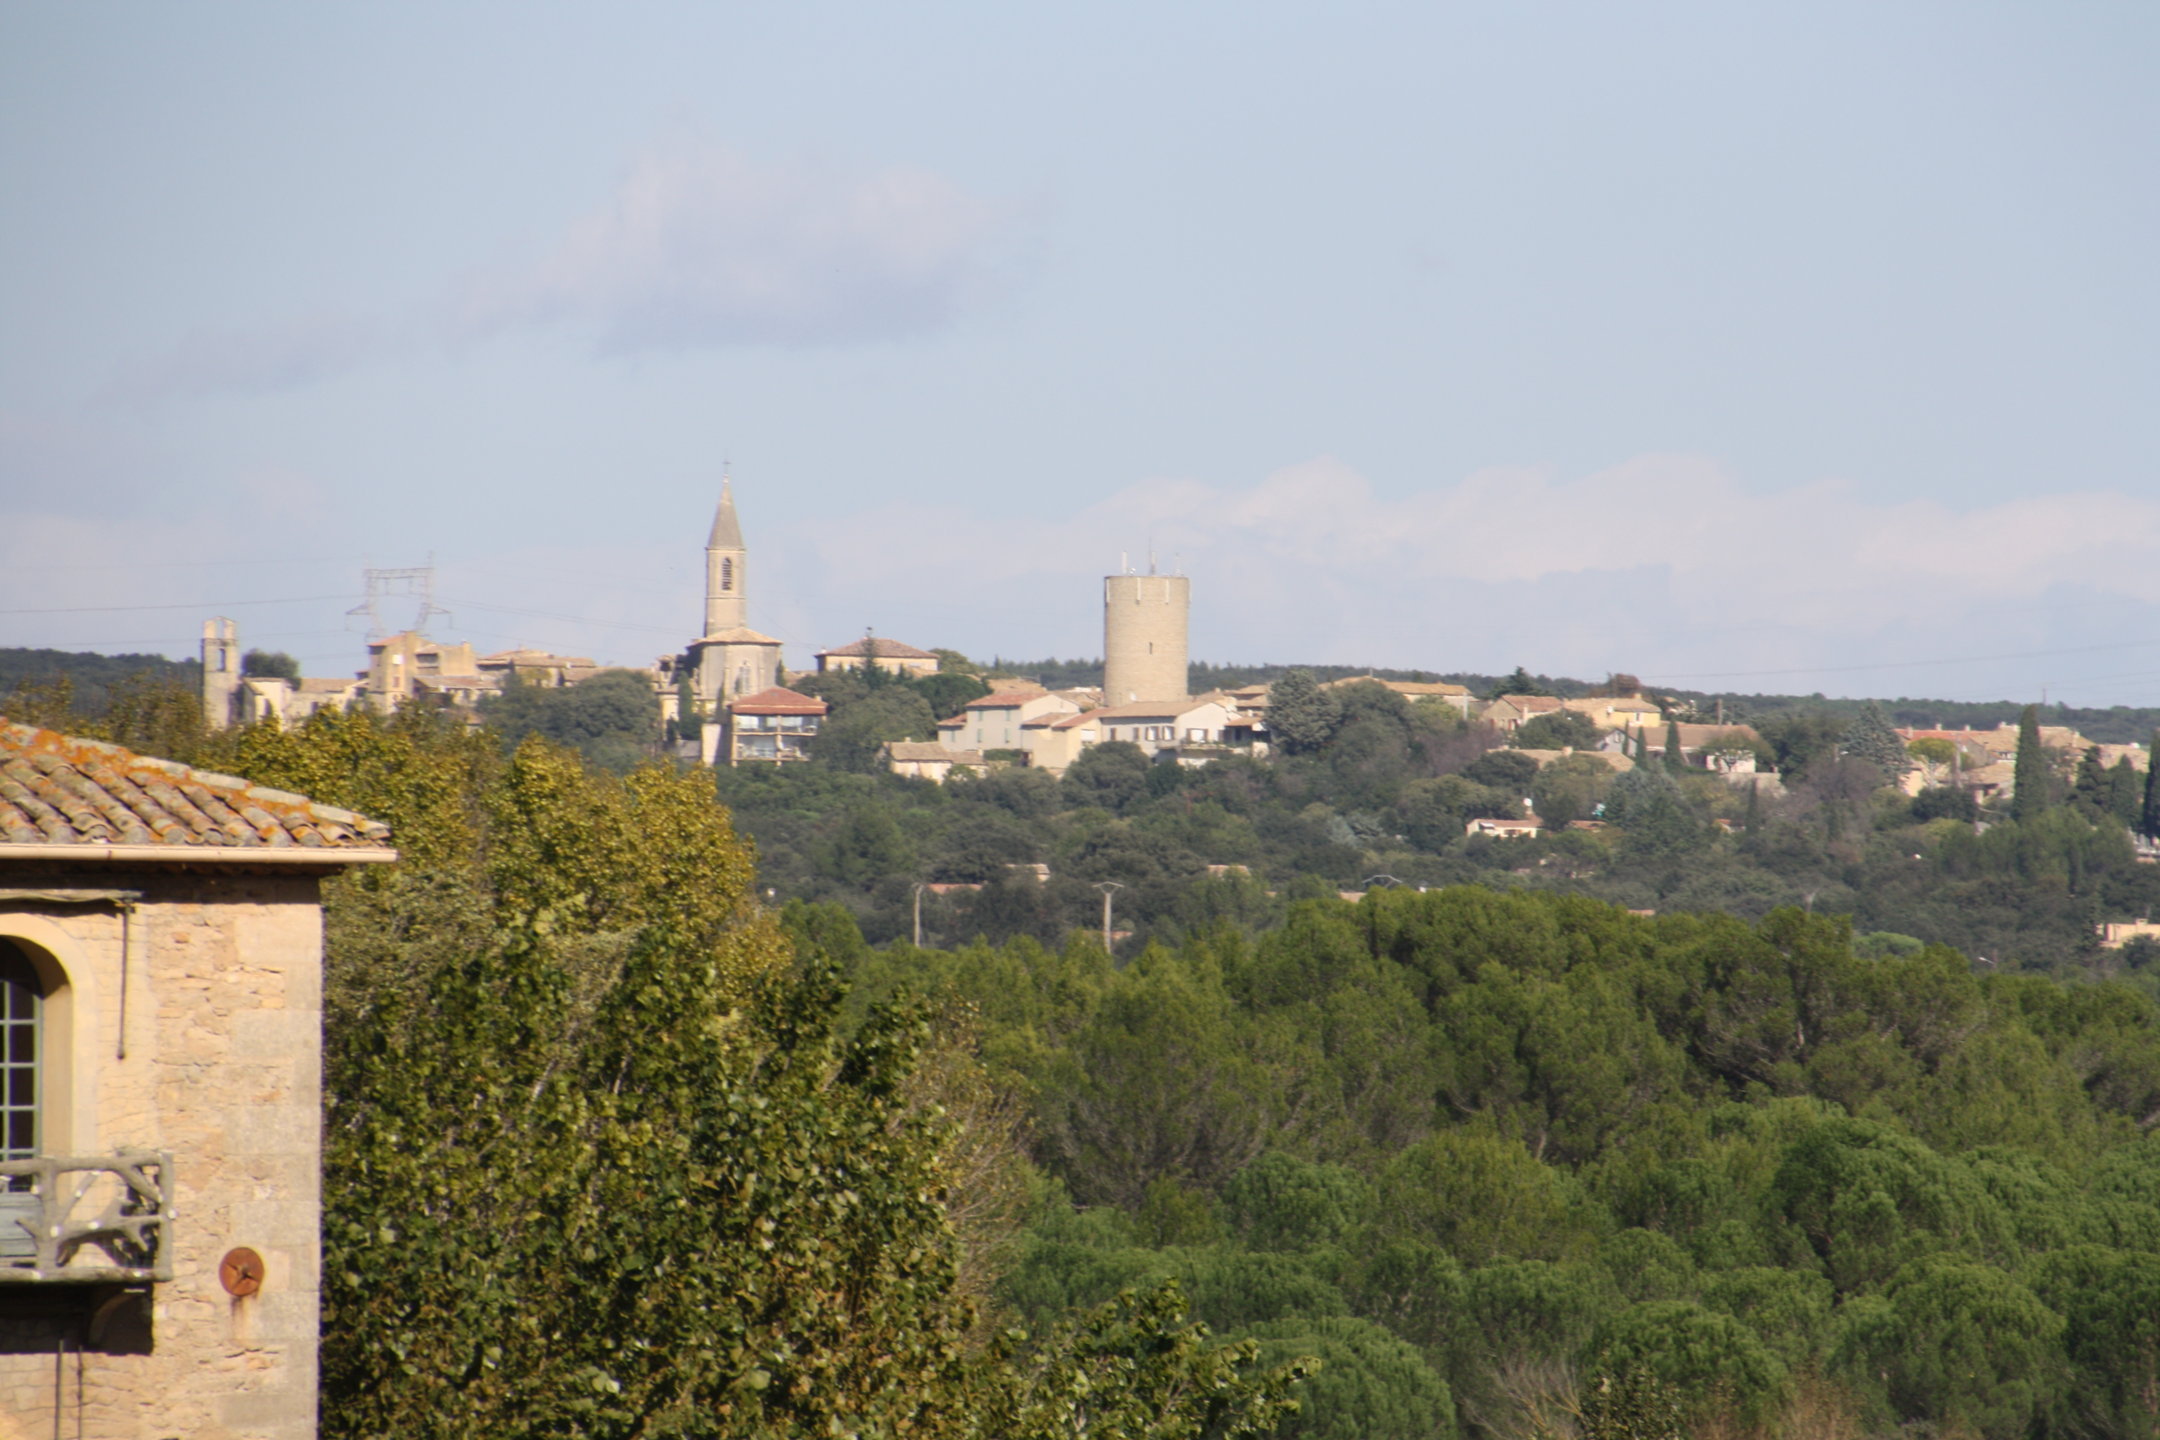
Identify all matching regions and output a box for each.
[0,719,395,1438]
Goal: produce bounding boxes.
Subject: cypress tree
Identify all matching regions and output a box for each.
[1743,777,1761,835]
[1664,718,1686,774]
[2012,705,2049,822]
[2108,757,2143,828]
[2144,729,2160,840]
[2071,746,2109,816]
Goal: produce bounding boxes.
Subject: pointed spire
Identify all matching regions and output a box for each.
[708,467,744,549]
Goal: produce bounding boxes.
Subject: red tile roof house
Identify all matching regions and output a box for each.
[0,719,395,1438]
[722,687,828,765]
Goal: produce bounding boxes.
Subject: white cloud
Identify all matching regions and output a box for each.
[457,144,1009,351]
[784,455,2160,699]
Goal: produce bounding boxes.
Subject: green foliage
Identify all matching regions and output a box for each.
[1261,669,1339,759]
[218,707,1300,1440]
[1487,666,1550,700]
[815,884,2160,1436]
[1600,767,1702,857]
[2031,1246,2160,1440]
[1586,1301,1789,1428]
[478,667,660,772]
[917,669,994,719]
[0,647,199,724]
[973,1284,1311,1440]
[1833,1257,2067,1440]
[813,685,937,772]
[1575,1367,1685,1440]
[1530,753,1614,829]
[1839,701,1910,779]
[2146,729,2160,839]
[1268,669,1342,755]
[1242,1315,1454,1440]
[1063,740,1152,814]
[1222,1154,1373,1253]
[240,647,301,681]
[2014,703,2052,821]
[1513,709,1599,751]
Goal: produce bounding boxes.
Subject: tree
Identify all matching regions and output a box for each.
[2144,730,2160,840]
[241,648,301,682]
[1063,740,1152,814]
[1575,1367,1685,1440]
[1513,709,1599,751]
[1832,1257,2066,1440]
[2012,704,2051,821]
[480,668,660,772]
[812,686,936,772]
[2071,745,2112,818]
[1241,1316,1454,1440]
[1462,749,1540,793]
[1907,736,1958,787]
[1662,718,1686,775]
[1837,702,1909,781]
[1487,667,1548,700]
[916,670,993,719]
[1530,754,1614,829]
[2108,756,2144,829]
[1269,669,1342,755]
[1586,1303,1788,1430]
[1602,768,1703,857]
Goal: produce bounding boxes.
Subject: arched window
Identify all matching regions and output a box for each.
[720,558,734,592]
[1,942,39,1163]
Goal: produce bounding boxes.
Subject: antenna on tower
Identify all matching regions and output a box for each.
[347,558,452,640]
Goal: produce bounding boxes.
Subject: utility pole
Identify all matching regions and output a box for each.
[1095,881,1124,955]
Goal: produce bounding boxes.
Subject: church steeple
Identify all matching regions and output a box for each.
[704,471,747,635]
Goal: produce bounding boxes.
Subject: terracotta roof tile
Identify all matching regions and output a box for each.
[965,691,1059,710]
[725,687,828,715]
[817,636,937,660]
[0,720,394,855]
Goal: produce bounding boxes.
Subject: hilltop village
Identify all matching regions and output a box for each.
[198,481,2152,828]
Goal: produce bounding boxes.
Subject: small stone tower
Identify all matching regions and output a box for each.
[199,616,240,728]
[1102,569,1190,705]
[704,476,747,636]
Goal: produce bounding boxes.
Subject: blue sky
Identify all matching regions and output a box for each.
[3,2,2157,703]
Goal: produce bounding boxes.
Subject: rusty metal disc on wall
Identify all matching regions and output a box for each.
[219,1246,265,1297]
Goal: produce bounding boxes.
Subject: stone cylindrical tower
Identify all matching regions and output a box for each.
[1102,573,1189,705]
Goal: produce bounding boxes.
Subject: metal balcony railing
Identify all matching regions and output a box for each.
[0,1153,174,1283]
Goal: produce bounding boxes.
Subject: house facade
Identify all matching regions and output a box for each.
[718,687,827,766]
[1028,698,1235,774]
[939,690,1080,754]
[0,720,396,1438]
[1481,695,1564,733]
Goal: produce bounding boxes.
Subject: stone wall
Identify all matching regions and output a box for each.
[0,868,325,1440]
